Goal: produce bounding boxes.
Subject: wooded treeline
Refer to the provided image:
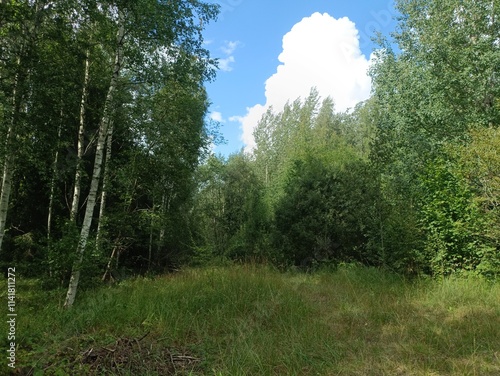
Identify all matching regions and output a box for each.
[192,0,500,278]
[0,0,499,306]
[0,0,219,306]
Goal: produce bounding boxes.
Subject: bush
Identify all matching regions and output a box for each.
[274,156,384,267]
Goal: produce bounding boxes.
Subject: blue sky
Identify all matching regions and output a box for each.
[203,0,398,155]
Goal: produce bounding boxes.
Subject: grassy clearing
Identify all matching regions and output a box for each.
[1,264,499,375]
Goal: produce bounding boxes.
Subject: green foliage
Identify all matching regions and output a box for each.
[5,232,44,278]
[191,155,228,259]
[376,186,425,275]
[0,0,220,283]
[222,154,269,260]
[418,157,484,275]
[457,127,500,278]
[191,89,384,268]
[44,222,79,288]
[274,155,383,268]
[192,154,271,263]
[460,127,500,230]
[43,221,107,289]
[395,0,500,128]
[369,0,500,277]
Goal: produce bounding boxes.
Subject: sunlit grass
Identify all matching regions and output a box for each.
[2,264,499,375]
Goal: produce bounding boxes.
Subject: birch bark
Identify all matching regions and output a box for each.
[70,49,91,222]
[64,13,125,307]
[96,122,113,249]
[0,132,15,253]
[47,117,63,240]
[0,56,23,253]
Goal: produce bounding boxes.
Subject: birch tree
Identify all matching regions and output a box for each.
[64,0,219,306]
[70,48,91,222]
[64,8,125,307]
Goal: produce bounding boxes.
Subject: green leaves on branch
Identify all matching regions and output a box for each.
[418,157,483,275]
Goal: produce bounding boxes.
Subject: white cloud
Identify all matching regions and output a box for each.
[210,111,224,122]
[228,115,241,122]
[237,12,373,152]
[218,40,240,72]
[218,56,235,72]
[221,40,240,55]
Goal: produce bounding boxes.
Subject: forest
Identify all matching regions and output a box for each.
[1,0,500,374]
[2,0,499,302]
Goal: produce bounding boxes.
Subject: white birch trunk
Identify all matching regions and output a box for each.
[70,49,91,222]
[158,193,167,247]
[102,244,117,281]
[0,143,14,253]
[0,57,22,253]
[96,122,113,248]
[64,15,125,308]
[148,203,155,270]
[47,119,63,240]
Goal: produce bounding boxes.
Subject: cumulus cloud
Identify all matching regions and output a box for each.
[237,12,373,152]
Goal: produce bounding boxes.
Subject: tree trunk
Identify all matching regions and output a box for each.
[70,48,91,222]
[0,142,15,253]
[102,244,117,281]
[158,193,168,248]
[47,117,63,240]
[148,203,155,271]
[0,56,23,253]
[96,122,113,249]
[64,14,125,308]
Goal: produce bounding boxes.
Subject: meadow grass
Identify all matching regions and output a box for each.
[1,264,499,375]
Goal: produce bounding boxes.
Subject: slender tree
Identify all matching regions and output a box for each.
[64,8,125,307]
[70,48,92,222]
[64,0,219,306]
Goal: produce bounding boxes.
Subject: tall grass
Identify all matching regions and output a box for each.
[3,264,499,375]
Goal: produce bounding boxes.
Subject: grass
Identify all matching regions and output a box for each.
[1,264,499,375]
